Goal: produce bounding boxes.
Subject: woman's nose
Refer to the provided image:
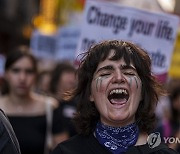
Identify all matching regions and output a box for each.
[19,72,26,81]
[112,70,125,83]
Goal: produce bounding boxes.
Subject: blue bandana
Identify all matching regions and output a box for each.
[95,121,139,154]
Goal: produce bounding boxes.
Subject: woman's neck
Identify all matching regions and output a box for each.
[3,92,46,115]
[135,132,148,146]
[7,92,32,106]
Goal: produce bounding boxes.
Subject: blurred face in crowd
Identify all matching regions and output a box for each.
[57,71,76,95]
[38,72,51,93]
[5,56,36,96]
[90,50,142,127]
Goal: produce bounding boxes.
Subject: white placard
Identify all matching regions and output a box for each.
[76,0,179,75]
[30,27,80,61]
[30,30,57,60]
[56,26,81,61]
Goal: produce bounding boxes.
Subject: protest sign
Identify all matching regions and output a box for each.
[56,26,81,61]
[76,0,179,75]
[31,26,80,61]
[30,30,57,59]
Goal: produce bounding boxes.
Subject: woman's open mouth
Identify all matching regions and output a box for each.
[108,88,129,105]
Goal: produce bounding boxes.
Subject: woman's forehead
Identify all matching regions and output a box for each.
[98,50,134,66]
[96,57,135,71]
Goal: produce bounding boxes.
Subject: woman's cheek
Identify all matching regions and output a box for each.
[124,75,141,90]
[95,76,111,92]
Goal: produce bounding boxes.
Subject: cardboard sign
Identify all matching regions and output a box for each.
[76,0,179,75]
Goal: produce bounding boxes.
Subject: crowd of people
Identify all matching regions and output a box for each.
[0,46,77,154]
[0,40,179,154]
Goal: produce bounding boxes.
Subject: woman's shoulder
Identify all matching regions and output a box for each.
[52,134,87,154]
[33,93,59,109]
[52,134,111,154]
[0,95,8,105]
[57,134,88,146]
[127,143,179,154]
[0,96,10,112]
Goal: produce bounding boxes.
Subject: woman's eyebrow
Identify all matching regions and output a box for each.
[120,64,136,71]
[96,65,114,74]
[10,67,20,71]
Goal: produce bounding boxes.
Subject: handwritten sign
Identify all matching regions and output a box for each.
[76,0,179,75]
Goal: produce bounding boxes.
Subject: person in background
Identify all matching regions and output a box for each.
[49,62,76,102]
[0,46,65,154]
[168,87,180,152]
[52,40,178,154]
[154,85,180,153]
[49,62,77,139]
[35,70,52,95]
